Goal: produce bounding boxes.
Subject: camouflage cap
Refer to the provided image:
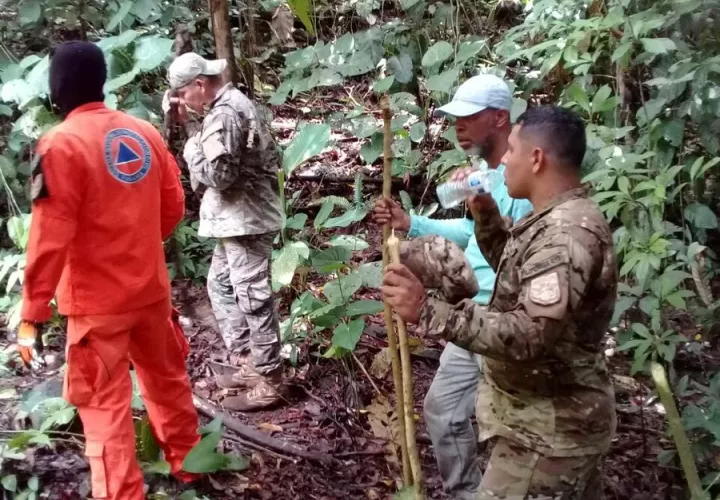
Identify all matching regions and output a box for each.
[168,52,227,89]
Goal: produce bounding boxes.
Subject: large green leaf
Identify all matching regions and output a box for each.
[134,36,173,71]
[324,272,363,304]
[341,52,376,77]
[331,318,366,350]
[104,68,139,94]
[308,68,343,89]
[387,54,414,84]
[454,40,485,65]
[107,1,134,31]
[272,244,300,289]
[358,261,382,288]
[314,199,335,229]
[684,203,718,230]
[283,123,331,176]
[360,133,383,164]
[312,247,352,274]
[328,235,369,251]
[324,207,368,228]
[640,38,676,55]
[182,431,228,473]
[19,0,42,25]
[346,300,383,316]
[25,56,49,98]
[426,69,457,93]
[288,0,315,35]
[636,98,667,126]
[422,41,453,67]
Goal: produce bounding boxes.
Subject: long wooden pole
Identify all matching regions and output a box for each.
[381,98,411,485]
[388,231,423,496]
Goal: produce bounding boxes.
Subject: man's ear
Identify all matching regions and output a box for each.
[531,147,545,174]
[496,109,510,127]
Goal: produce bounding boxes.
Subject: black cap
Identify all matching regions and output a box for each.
[49,41,107,115]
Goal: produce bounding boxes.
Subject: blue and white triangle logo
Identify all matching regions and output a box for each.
[116,141,141,165]
[103,128,152,184]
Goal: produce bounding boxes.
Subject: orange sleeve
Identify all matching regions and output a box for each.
[160,149,185,240]
[22,139,84,322]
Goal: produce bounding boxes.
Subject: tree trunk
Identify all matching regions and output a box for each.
[243,0,257,97]
[208,0,239,85]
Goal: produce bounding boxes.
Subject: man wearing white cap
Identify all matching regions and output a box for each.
[167,52,285,411]
[373,74,532,498]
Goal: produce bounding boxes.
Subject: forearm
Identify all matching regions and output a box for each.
[185,151,237,191]
[21,214,75,322]
[409,216,472,248]
[419,297,560,362]
[473,203,508,271]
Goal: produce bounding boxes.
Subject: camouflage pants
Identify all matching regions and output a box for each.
[207,233,281,375]
[478,439,604,500]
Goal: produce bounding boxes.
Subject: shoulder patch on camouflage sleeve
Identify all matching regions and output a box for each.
[30,154,49,201]
[529,272,561,305]
[520,251,569,281]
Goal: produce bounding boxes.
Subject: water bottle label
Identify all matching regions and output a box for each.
[469,177,482,188]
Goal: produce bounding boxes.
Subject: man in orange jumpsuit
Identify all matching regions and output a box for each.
[16,41,201,499]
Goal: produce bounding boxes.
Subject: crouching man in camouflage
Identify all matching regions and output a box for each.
[383,106,617,499]
[167,53,284,411]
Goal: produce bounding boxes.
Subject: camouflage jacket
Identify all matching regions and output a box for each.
[183,84,283,238]
[420,187,618,457]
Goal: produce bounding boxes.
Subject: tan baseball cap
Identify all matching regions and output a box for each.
[167,52,227,89]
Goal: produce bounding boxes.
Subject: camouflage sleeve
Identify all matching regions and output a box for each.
[419,226,599,362]
[472,200,509,271]
[183,111,244,191]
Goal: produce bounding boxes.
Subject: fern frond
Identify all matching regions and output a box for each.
[308,195,352,209]
[353,172,364,207]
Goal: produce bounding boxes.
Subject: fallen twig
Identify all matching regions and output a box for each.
[192,393,334,465]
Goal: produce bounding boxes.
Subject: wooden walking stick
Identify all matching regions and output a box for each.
[388,230,424,496]
[381,98,412,486]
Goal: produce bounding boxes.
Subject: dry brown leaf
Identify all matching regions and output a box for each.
[365,394,401,467]
[257,422,284,433]
[369,347,392,379]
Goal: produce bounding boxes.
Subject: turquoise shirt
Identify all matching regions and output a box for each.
[408,164,532,305]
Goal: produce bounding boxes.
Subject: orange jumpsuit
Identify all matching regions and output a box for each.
[22,102,200,499]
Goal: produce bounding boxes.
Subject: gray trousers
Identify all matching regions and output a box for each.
[207,233,281,375]
[423,342,484,499]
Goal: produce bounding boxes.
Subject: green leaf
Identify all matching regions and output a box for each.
[399,0,421,10]
[510,98,527,123]
[346,300,384,316]
[632,323,651,338]
[373,75,395,93]
[2,474,17,492]
[182,431,228,473]
[107,1,133,31]
[104,68,140,94]
[665,292,687,310]
[611,41,633,63]
[566,83,591,114]
[331,318,366,350]
[312,247,352,274]
[636,98,667,127]
[328,235,369,251]
[389,92,423,116]
[308,68,343,89]
[422,41,453,67]
[199,415,223,435]
[283,123,331,176]
[225,454,249,471]
[358,261,382,288]
[324,207,368,228]
[324,272,363,304]
[426,69,458,93]
[314,199,335,229]
[134,36,173,71]
[341,52,376,77]
[285,213,308,230]
[684,203,718,230]
[19,1,42,25]
[409,122,427,143]
[288,0,315,35]
[272,244,300,287]
[360,133,383,164]
[454,40,485,65]
[27,477,39,492]
[640,38,676,55]
[387,54,414,84]
[142,460,171,476]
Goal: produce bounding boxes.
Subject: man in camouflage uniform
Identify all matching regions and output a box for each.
[375,74,532,498]
[167,53,284,411]
[383,106,617,498]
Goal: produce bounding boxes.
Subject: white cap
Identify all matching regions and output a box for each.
[167,52,228,90]
[435,74,511,118]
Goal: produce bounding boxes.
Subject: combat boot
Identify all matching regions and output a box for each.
[215,363,263,389]
[221,368,283,411]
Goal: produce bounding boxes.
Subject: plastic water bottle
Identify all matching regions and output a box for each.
[436,166,504,208]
